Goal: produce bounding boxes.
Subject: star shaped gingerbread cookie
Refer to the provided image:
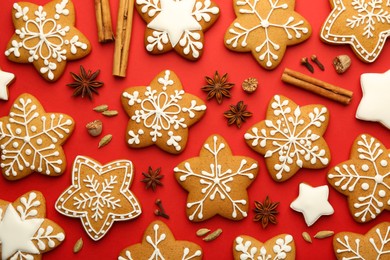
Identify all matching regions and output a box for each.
[5,0,91,81]
[135,0,219,60]
[121,70,206,154]
[321,0,390,62]
[55,156,142,241]
[0,191,65,259]
[0,93,74,180]
[224,0,311,69]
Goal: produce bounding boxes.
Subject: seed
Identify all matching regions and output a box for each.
[314,230,334,239]
[86,120,103,137]
[203,228,222,242]
[302,232,312,243]
[73,238,83,253]
[102,110,118,117]
[93,104,108,112]
[98,134,112,148]
[196,228,211,237]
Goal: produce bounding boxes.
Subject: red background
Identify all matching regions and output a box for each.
[0,0,389,259]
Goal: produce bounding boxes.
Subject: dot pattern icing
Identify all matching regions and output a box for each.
[224,0,311,70]
[0,191,65,259]
[333,222,390,259]
[121,70,207,154]
[135,0,219,60]
[320,0,390,63]
[5,0,91,81]
[244,95,330,182]
[0,93,74,181]
[328,134,390,223]
[55,156,142,241]
[174,135,258,222]
[233,234,295,260]
[118,220,202,260]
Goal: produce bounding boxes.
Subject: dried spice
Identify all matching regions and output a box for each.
[196,228,211,237]
[141,166,163,191]
[300,57,314,73]
[86,120,103,137]
[253,196,279,229]
[98,134,112,148]
[242,77,258,93]
[311,55,325,71]
[102,110,118,117]
[203,228,222,242]
[302,232,312,243]
[224,101,252,128]
[333,55,351,74]
[73,238,83,253]
[201,71,234,104]
[154,199,169,219]
[314,230,334,239]
[93,104,109,112]
[67,65,104,100]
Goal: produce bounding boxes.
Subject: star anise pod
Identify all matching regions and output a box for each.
[67,65,103,100]
[141,166,163,191]
[201,71,234,104]
[253,196,279,229]
[223,101,252,128]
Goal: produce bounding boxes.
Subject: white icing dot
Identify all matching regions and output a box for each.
[12,142,18,148]
[31,126,37,132]
[379,190,386,198]
[25,149,31,155]
[380,160,388,167]
[36,138,43,145]
[361,183,369,190]
[16,128,22,134]
[67,190,72,194]
[361,164,369,171]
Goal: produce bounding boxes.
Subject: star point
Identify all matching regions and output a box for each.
[0,69,15,101]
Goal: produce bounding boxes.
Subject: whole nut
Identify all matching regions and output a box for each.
[242,77,258,93]
[333,55,351,74]
[86,120,103,137]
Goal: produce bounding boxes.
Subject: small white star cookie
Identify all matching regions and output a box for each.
[0,69,15,101]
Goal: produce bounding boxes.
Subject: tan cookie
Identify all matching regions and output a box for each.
[121,70,206,154]
[224,0,311,70]
[0,191,65,259]
[233,234,295,259]
[321,0,390,63]
[0,93,74,180]
[55,155,142,241]
[5,0,91,81]
[174,134,258,222]
[244,95,330,182]
[118,220,202,260]
[328,134,390,223]
[333,222,390,259]
[135,0,220,60]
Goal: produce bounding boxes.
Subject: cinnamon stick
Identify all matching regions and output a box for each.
[281,68,353,105]
[113,0,135,77]
[94,0,114,43]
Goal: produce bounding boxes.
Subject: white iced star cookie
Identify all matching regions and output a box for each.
[0,69,15,101]
[55,156,142,241]
[0,191,65,259]
[321,0,390,63]
[5,0,91,81]
[356,70,390,130]
[290,183,334,226]
[135,0,219,60]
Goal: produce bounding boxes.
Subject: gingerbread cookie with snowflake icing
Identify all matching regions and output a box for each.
[121,70,206,154]
[224,0,311,70]
[174,134,258,222]
[244,95,330,182]
[5,0,91,81]
[119,220,202,260]
[0,93,74,181]
[0,191,65,260]
[55,156,141,241]
[328,134,390,223]
[333,222,390,259]
[233,234,296,260]
[135,0,219,60]
[321,0,390,63]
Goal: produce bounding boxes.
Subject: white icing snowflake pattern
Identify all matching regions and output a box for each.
[55,156,142,241]
[5,0,90,81]
[234,234,295,260]
[0,94,74,180]
[225,0,311,69]
[122,70,206,154]
[174,135,258,221]
[244,95,330,182]
[328,134,390,223]
[136,0,219,59]
[118,221,202,260]
[0,191,65,260]
[334,222,390,259]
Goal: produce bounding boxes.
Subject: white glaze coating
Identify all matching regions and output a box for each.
[0,69,15,101]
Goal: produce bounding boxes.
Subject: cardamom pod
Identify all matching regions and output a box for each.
[203,228,222,242]
[93,104,108,112]
[302,232,312,243]
[314,230,334,239]
[73,238,83,253]
[196,228,210,237]
[98,134,112,148]
[102,110,118,117]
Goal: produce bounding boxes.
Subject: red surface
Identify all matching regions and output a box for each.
[0,0,389,259]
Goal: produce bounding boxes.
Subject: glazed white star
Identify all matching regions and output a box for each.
[147,0,201,46]
[0,205,43,259]
[356,70,390,129]
[0,69,15,101]
[290,183,334,226]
